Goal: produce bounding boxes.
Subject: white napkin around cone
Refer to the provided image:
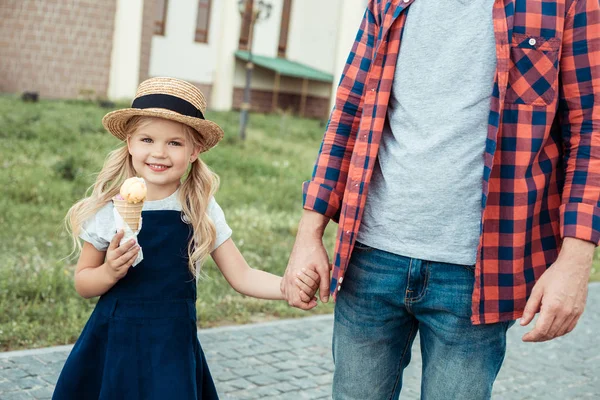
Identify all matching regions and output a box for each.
[113,206,144,267]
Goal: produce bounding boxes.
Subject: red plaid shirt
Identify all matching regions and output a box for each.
[303,0,600,324]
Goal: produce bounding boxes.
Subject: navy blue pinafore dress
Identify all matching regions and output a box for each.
[53,210,219,400]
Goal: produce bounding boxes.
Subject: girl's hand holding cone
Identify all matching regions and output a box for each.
[104,230,140,282]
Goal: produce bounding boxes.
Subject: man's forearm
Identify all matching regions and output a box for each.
[285,209,332,305]
[297,210,330,240]
[559,237,595,267]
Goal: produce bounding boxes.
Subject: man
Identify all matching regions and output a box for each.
[282,0,599,398]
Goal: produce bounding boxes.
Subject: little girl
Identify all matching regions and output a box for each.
[53,77,320,400]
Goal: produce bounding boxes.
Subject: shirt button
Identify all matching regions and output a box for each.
[346,230,351,235]
[338,277,343,284]
[354,183,359,187]
[403,0,410,3]
[528,38,536,46]
[338,285,342,291]
[371,88,375,92]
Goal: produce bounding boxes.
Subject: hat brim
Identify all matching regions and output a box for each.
[102,108,224,153]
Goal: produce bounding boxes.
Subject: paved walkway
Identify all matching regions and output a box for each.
[1,283,599,399]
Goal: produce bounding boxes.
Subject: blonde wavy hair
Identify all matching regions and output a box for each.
[66,116,218,276]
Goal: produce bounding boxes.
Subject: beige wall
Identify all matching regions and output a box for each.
[149,0,223,85]
[0,0,117,99]
[249,0,284,58]
[107,0,144,100]
[286,0,341,74]
[151,0,341,113]
[211,0,242,111]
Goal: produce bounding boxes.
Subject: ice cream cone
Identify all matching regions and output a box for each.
[113,198,143,231]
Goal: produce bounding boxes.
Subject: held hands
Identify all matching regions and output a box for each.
[281,235,331,310]
[104,230,139,282]
[294,267,321,307]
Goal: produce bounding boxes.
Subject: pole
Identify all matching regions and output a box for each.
[299,78,308,118]
[272,71,280,113]
[239,11,256,140]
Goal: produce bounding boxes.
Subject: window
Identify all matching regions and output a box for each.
[278,0,292,58]
[195,0,212,43]
[238,0,254,50]
[154,0,168,35]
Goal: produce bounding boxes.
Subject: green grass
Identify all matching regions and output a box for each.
[1,95,599,352]
[591,254,600,282]
[0,96,336,351]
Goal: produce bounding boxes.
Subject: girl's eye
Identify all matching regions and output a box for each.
[141,138,152,143]
[169,141,182,146]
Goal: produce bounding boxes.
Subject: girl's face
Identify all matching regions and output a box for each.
[127,118,200,199]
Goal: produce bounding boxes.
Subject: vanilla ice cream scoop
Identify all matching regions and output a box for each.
[120,177,147,204]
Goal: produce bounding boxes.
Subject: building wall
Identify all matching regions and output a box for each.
[150,0,339,115]
[286,0,341,75]
[249,0,283,59]
[230,0,338,118]
[149,0,342,82]
[211,0,242,111]
[0,0,353,116]
[107,0,144,100]
[0,0,117,99]
[232,88,330,120]
[242,0,342,75]
[149,0,223,89]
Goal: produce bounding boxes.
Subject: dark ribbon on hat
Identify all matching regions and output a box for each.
[131,94,205,120]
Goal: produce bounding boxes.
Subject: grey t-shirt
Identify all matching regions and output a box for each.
[357,0,496,266]
[80,190,232,270]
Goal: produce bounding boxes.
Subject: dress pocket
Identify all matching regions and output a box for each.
[505,33,561,106]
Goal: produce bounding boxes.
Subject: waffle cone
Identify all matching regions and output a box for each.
[113,199,143,231]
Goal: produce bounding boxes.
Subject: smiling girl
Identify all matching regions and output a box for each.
[52,77,318,400]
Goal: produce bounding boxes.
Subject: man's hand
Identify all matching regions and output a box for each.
[281,211,331,309]
[521,237,594,342]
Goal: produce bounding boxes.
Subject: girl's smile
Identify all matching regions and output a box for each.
[146,163,171,172]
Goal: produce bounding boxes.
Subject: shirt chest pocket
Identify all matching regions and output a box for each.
[505,33,561,106]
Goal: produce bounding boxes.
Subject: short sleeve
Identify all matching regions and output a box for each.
[208,197,232,251]
[79,203,116,251]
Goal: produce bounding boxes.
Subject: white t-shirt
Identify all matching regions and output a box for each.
[80,189,232,254]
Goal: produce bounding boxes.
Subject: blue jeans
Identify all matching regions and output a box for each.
[332,242,514,400]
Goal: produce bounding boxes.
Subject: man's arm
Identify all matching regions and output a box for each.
[282,4,379,308]
[302,4,378,221]
[520,0,600,342]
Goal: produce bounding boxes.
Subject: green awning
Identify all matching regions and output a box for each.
[235,50,334,83]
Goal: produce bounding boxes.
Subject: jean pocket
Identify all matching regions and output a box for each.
[352,241,374,252]
[505,33,560,106]
[461,263,476,273]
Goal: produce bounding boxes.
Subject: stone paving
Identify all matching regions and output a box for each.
[1,283,599,399]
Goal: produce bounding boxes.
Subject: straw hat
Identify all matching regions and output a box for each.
[102,77,224,153]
